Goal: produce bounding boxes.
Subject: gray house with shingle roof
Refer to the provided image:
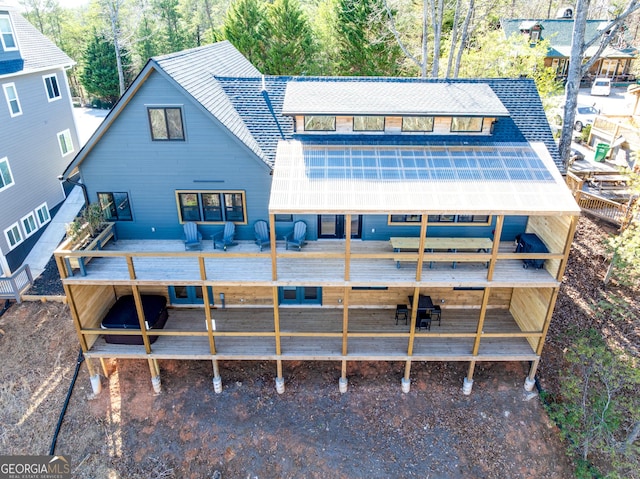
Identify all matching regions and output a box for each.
[0,5,78,275]
[58,41,581,396]
[501,17,636,82]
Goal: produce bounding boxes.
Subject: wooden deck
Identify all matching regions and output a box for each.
[58,239,562,288]
[84,307,539,362]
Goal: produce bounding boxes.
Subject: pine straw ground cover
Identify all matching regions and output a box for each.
[0,215,636,478]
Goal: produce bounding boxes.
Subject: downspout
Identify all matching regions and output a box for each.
[58,175,89,206]
[261,75,285,140]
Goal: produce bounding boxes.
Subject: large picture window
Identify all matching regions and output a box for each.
[98,192,133,221]
[148,107,184,140]
[3,83,21,117]
[176,191,246,224]
[451,117,483,132]
[0,14,17,51]
[43,74,61,101]
[0,157,15,191]
[389,214,491,225]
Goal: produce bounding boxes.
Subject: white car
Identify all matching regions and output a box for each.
[591,78,611,96]
[574,104,600,132]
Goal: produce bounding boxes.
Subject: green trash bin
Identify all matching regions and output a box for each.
[594,143,610,162]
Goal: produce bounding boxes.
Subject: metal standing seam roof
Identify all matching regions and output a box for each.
[281,82,511,117]
[269,140,580,215]
[1,7,74,72]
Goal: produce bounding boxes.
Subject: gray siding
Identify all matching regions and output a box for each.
[79,71,272,241]
[0,68,78,255]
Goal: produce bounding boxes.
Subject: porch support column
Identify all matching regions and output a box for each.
[275,361,285,394]
[524,359,540,392]
[340,287,349,393]
[212,359,222,393]
[86,357,102,395]
[148,358,161,394]
[272,286,285,394]
[463,361,475,395]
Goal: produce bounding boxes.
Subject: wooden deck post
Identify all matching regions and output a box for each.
[402,361,411,393]
[100,358,109,378]
[273,286,285,394]
[340,287,350,393]
[212,359,222,393]
[463,361,475,395]
[86,357,102,395]
[148,358,161,394]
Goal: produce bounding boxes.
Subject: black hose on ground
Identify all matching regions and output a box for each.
[49,348,85,455]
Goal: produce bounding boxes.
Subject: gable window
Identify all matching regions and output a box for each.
[353,116,384,131]
[176,190,247,224]
[148,107,184,140]
[402,116,434,132]
[0,157,15,191]
[304,116,335,131]
[98,192,132,221]
[389,214,491,225]
[35,203,51,226]
[21,212,38,238]
[57,129,74,156]
[4,222,23,249]
[451,117,483,132]
[3,83,22,116]
[0,14,17,51]
[43,74,61,101]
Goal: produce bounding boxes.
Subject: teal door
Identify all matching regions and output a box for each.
[278,286,322,305]
[169,286,214,305]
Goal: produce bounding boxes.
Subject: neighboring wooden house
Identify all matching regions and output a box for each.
[501,11,636,83]
[0,6,78,276]
[57,41,580,396]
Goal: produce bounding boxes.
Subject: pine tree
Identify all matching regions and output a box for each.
[81,31,130,104]
[223,0,266,70]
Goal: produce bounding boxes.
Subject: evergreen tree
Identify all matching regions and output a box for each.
[261,0,318,75]
[81,31,130,104]
[222,0,266,70]
[154,0,191,53]
[334,0,402,76]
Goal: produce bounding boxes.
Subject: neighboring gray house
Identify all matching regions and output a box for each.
[0,5,78,275]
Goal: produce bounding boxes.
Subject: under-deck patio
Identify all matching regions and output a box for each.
[84,307,539,362]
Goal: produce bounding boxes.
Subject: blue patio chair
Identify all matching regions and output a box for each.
[284,220,307,250]
[183,222,202,251]
[213,221,237,250]
[254,220,270,251]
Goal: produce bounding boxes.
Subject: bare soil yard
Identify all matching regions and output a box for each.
[2,215,632,478]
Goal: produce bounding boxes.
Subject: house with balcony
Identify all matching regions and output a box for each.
[57,41,580,396]
[501,11,636,83]
[0,6,78,279]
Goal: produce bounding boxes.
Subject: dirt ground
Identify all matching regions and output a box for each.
[4,215,631,478]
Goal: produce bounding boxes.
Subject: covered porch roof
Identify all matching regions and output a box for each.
[268,140,580,216]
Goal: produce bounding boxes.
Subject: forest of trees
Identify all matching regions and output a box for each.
[20,0,639,104]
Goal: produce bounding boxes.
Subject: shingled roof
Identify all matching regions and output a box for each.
[0,6,74,72]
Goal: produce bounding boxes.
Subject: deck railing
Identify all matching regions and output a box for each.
[0,264,33,303]
[566,171,584,194]
[574,190,628,226]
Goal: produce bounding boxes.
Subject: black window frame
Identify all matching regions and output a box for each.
[304,116,336,132]
[98,192,133,221]
[176,190,247,224]
[450,117,484,132]
[389,214,492,226]
[148,106,185,141]
[401,116,435,132]
[353,116,385,132]
[43,74,61,101]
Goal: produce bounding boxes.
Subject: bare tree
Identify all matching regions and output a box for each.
[383,0,428,77]
[558,0,640,170]
[428,0,444,77]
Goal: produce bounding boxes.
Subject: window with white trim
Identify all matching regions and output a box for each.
[0,157,15,192]
[0,14,17,51]
[57,129,74,156]
[176,191,247,224]
[43,74,61,101]
[21,212,37,238]
[3,83,22,116]
[4,222,23,249]
[35,203,51,226]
